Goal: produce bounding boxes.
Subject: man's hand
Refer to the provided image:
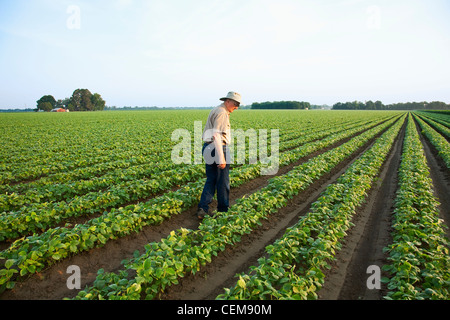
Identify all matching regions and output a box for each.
[218,162,226,170]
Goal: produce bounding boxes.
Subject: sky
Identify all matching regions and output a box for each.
[0,0,449,109]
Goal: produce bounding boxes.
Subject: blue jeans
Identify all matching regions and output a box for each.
[198,142,230,213]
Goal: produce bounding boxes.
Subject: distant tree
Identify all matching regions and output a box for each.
[332,102,345,110]
[56,99,64,109]
[37,90,106,112]
[333,100,448,110]
[375,100,384,110]
[91,93,106,111]
[70,89,93,111]
[352,101,365,110]
[56,98,71,109]
[426,101,447,110]
[37,95,57,112]
[69,89,106,111]
[251,101,310,109]
[365,100,375,110]
[41,102,54,112]
[333,100,386,110]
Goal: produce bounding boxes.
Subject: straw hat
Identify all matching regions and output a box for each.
[220,91,242,104]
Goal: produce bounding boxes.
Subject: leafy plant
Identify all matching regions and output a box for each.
[72,114,404,300]
[383,114,450,300]
[217,115,405,300]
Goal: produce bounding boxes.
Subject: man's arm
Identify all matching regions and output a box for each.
[213,131,226,169]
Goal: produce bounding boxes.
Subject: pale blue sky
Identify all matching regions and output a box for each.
[1,0,449,109]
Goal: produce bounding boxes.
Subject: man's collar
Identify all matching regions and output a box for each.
[220,103,230,115]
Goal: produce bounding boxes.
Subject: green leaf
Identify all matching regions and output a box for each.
[381,277,390,284]
[52,253,62,260]
[5,259,16,269]
[154,268,164,278]
[165,268,176,276]
[175,261,184,272]
[27,264,36,273]
[143,259,152,271]
[237,276,246,289]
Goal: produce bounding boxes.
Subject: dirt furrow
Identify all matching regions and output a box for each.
[318,119,406,300]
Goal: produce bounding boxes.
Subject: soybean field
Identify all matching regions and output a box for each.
[0,109,449,300]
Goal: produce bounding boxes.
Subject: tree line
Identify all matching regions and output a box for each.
[36,89,106,112]
[251,101,311,109]
[332,100,450,110]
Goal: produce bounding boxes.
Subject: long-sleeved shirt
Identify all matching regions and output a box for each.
[202,103,231,145]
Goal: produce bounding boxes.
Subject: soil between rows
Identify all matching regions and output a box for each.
[318,117,450,300]
[0,119,397,300]
[317,119,406,300]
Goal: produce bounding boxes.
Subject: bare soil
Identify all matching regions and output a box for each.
[317,119,405,300]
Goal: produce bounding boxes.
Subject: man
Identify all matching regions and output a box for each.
[197,91,241,219]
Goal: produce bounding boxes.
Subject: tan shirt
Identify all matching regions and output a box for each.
[202,103,231,145]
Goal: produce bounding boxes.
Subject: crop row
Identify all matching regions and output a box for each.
[0,115,400,292]
[0,113,183,183]
[0,112,402,186]
[216,115,405,300]
[413,113,450,169]
[0,115,380,212]
[0,111,343,184]
[71,115,404,300]
[382,114,450,300]
[0,158,178,211]
[0,116,392,241]
[415,113,450,139]
[416,111,450,129]
[0,164,203,241]
[0,141,172,186]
